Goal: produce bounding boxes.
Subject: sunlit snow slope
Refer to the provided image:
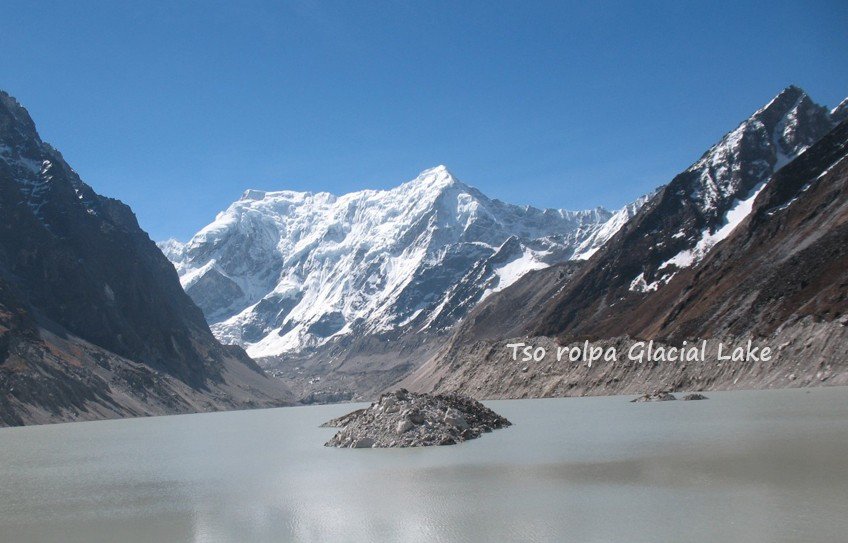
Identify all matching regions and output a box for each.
[162,166,642,357]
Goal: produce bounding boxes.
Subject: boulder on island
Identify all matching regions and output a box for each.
[682,393,709,400]
[323,389,511,448]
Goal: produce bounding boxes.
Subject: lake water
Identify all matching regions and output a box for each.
[1,387,847,542]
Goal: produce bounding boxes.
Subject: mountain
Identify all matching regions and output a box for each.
[405,87,848,397]
[832,97,848,124]
[0,91,291,426]
[164,166,645,399]
[534,85,838,338]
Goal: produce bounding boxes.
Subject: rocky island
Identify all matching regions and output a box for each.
[323,390,511,448]
[631,391,678,402]
[630,391,709,402]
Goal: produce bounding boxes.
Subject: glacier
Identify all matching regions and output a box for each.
[162,165,643,358]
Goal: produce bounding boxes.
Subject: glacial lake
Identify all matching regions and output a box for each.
[1,387,847,542]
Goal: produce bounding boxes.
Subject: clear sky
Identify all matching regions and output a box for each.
[1,1,846,241]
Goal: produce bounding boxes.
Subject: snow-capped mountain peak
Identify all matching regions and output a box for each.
[626,86,838,292]
[162,166,642,357]
[831,97,848,124]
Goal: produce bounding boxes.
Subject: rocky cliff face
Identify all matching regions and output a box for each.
[533,86,839,339]
[0,91,290,426]
[404,87,848,398]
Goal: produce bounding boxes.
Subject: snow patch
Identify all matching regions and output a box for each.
[661,180,767,271]
[491,250,548,293]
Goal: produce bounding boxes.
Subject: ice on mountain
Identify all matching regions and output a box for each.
[164,166,638,357]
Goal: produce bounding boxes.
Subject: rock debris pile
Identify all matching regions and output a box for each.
[323,389,511,448]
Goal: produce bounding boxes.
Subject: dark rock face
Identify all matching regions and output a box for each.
[630,392,677,403]
[404,88,848,400]
[533,86,839,340]
[0,90,290,425]
[609,118,848,344]
[323,389,511,448]
[0,91,221,385]
[444,88,841,349]
[682,393,708,401]
[184,268,245,322]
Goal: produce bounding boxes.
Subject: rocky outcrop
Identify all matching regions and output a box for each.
[321,408,366,428]
[630,392,708,402]
[323,389,511,448]
[631,391,677,402]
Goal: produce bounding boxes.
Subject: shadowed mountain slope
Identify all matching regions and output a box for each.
[0,91,291,426]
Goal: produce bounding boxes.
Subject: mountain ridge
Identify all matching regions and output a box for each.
[163,165,642,361]
[403,87,848,398]
[0,90,291,426]
[532,85,838,337]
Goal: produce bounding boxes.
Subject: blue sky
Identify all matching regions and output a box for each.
[1,1,846,241]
